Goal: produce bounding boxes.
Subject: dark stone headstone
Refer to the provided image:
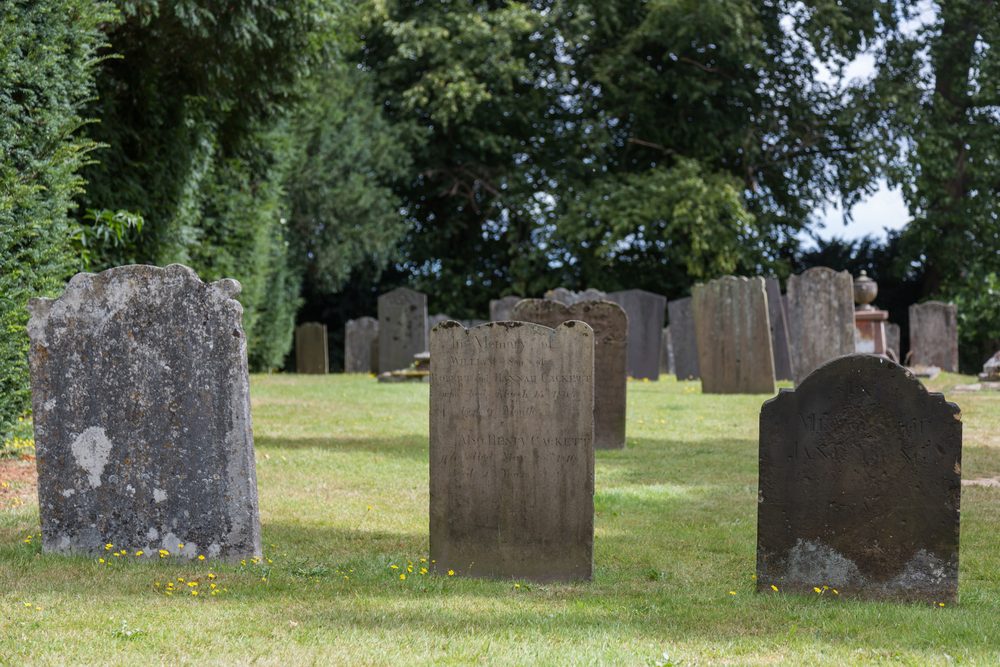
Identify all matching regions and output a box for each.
[667,297,700,381]
[786,267,855,385]
[512,299,627,449]
[378,287,428,372]
[660,327,675,376]
[489,296,522,321]
[756,354,961,602]
[692,276,775,394]
[430,321,595,581]
[607,289,666,380]
[27,264,261,560]
[764,278,793,381]
[295,322,328,374]
[909,301,959,372]
[344,317,379,373]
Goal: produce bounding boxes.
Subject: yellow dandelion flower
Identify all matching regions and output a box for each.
[177,577,185,583]
[261,577,267,582]
[23,602,31,607]
[135,550,144,557]
[419,558,427,563]
[770,584,778,592]
[938,602,945,607]
[420,567,428,575]
[390,564,399,570]
[98,558,105,564]
[198,555,205,561]
[728,591,736,595]
[399,573,406,581]
[208,573,216,580]
[210,583,217,590]
[240,559,247,566]
[211,590,218,596]
[266,558,273,564]
[191,590,199,597]
[367,505,373,511]
[407,566,413,573]
[178,543,184,549]
[105,543,112,550]
[447,569,455,576]
[832,589,839,595]
[751,574,757,580]
[813,587,821,594]
[187,582,197,587]
[515,583,521,589]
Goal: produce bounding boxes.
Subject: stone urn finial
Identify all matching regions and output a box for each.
[854,270,878,310]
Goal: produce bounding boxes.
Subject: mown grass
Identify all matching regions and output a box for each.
[0,373,998,665]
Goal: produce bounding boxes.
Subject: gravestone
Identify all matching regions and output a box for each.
[660,327,675,375]
[489,296,522,321]
[667,297,700,381]
[786,267,855,385]
[295,322,329,374]
[512,299,626,449]
[429,313,452,330]
[764,278,793,381]
[607,289,666,380]
[886,323,901,363]
[345,317,379,373]
[430,321,595,581]
[909,302,959,372]
[27,264,261,560]
[757,354,961,602]
[544,288,607,306]
[692,276,775,394]
[378,287,428,372]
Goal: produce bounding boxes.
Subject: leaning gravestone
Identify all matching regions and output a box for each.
[27,264,261,560]
[430,321,595,581]
[757,354,961,602]
[295,322,329,374]
[886,322,901,363]
[660,327,675,375]
[667,297,700,381]
[607,289,666,380]
[764,278,793,381]
[489,296,522,321]
[378,287,428,372]
[692,276,775,394]
[344,317,379,373]
[909,301,959,372]
[786,267,855,385]
[512,299,626,449]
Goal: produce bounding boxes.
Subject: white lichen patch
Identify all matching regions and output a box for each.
[60,489,75,498]
[153,488,168,503]
[785,539,864,587]
[70,426,113,488]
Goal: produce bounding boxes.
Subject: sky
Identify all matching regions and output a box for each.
[802,1,936,246]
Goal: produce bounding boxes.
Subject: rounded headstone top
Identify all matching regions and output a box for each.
[853,270,878,310]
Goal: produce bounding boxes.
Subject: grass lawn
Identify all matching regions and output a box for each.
[1,372,999,665]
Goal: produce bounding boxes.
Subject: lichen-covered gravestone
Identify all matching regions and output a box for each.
[668,297,700,381]
[764,277,793,381]
[27,264,261,560]
[489,296,522,321]
[909,301,959,372]
[756,355,961,602]
[378,287,428,372]
[607,289,666,380]
[344,317,379,373]
[512,299,626,449]
[429,321,595,581]
[692,276,775,394]
[295,322,328,374]
[786,267,855,385]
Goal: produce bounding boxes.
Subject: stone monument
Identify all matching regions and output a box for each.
[692,276,775,394]
[852,271,889,356]
[764,277,793,381]
[607,289,666,380]
[378,287,428,372]
[295,322,329,374]
[345,317,379,373]
[908,301,959,372]
[757,354,961,602]
[489,296,522,321]
[27,264,261,560]
[429,321,595,581]
[786,267,855,385]
[512,299,627,449]
[668,297,700,381]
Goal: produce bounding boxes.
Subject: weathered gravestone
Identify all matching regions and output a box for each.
[344,317,379,373]
[886,322,901,363]
[27,264,261,560]
[544,287,607,306]
[295,322,328,374]
[756,354,961,602]
[667,297,700,381]
[512,299,626,449]
[660,327,675,375]
[429,321,595,581]
[786,267,855,385]
[378,287,428,372]
[489,296,522,321]
[429,313,452,330]
[607,289,666,380]
[692,277,775,394]
[765,278,793,381]
[909,301,959,372]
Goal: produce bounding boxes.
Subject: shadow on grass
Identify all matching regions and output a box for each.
[255,435,429,462]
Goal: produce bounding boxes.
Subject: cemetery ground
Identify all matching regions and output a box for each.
[1,375,999,665]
